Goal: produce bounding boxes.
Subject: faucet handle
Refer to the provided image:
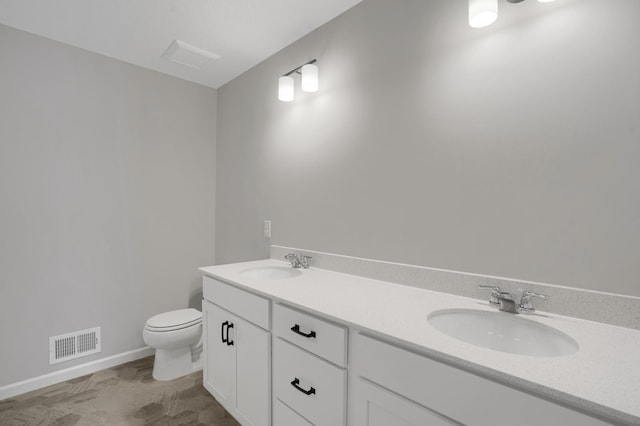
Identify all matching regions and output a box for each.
[300,255,313,269]
[519,290,549,313]
[284,253,301,268]
[478,285,501,306]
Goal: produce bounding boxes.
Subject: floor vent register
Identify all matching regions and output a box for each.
[49,327,101,364]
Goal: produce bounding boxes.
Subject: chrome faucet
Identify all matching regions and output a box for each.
[284,253,312,269]
[478,285,549,314]
[518,290,550,313]
[285,253,302,268]
[300,255,313,269]
[478,285,501,307]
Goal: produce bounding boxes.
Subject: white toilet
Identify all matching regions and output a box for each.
[143,308,203,381]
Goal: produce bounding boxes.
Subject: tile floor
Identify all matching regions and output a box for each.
[0,357,239,426]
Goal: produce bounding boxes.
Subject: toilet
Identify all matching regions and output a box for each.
[143,308,203,381]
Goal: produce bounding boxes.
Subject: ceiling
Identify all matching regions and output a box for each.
[0,0,362,88]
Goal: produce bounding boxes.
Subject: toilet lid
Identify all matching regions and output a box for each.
[146,308,202,330]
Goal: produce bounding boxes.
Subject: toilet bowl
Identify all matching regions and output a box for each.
[143,308,203,381]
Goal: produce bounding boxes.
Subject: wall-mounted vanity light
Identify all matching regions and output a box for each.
[278,59,318,102]
[469,0,555,29]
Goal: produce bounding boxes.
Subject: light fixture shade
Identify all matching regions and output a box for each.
[469,0,498,28]
[278,76,294,102]
[301,63,319,93]
[537,0,556,2]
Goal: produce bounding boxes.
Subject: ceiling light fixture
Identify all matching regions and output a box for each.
[278,59,318,102]
[469,0,498,29]
[278,76,295,102]
[469,0,555,29]
[301,63,319,93]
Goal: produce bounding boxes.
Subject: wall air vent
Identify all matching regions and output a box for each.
[49,327,101,365]
[161,39,221,70]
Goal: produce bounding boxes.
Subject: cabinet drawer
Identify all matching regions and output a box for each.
[353,334,610,426]
[274,399,313,426]
[273,303,347,367]
[203,275,269,329]
[274,338,346,426]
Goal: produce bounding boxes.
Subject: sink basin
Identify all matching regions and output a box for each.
[427,309,578,357]
[238,266,302,280]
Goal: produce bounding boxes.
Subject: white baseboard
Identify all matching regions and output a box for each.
[0,346,155,400]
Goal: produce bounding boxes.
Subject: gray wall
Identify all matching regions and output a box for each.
[0,25,216,386]
[216,0,640,297]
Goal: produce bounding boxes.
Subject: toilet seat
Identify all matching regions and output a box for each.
[145,308,202,332]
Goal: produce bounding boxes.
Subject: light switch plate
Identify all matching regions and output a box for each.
[264,220,272,238]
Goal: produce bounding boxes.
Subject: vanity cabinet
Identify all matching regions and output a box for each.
[202,277,271,426]
[201,269,624,426]
[351,333,611,426]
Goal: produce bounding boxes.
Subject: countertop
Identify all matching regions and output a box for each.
[200,259,640,425]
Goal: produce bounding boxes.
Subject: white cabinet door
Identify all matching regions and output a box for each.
[203,300,236,409]
[352,333,611,426]
[353,378,460,426]
[235,314,271,426]
[203,300,271,426]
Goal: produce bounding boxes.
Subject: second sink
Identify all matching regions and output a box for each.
[427,309,579,357]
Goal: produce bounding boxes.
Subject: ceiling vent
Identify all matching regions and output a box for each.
[162,40,221,70]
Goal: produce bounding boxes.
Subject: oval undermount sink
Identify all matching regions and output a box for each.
[427,309,578,357]
[238,266,302,280]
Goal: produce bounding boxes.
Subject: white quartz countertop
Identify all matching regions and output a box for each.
[200,259,640,425]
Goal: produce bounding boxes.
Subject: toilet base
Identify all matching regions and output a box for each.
[152,347,202,381]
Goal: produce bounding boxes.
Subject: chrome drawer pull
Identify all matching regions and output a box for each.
[291,378,316,396]
[291,324,316,339]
